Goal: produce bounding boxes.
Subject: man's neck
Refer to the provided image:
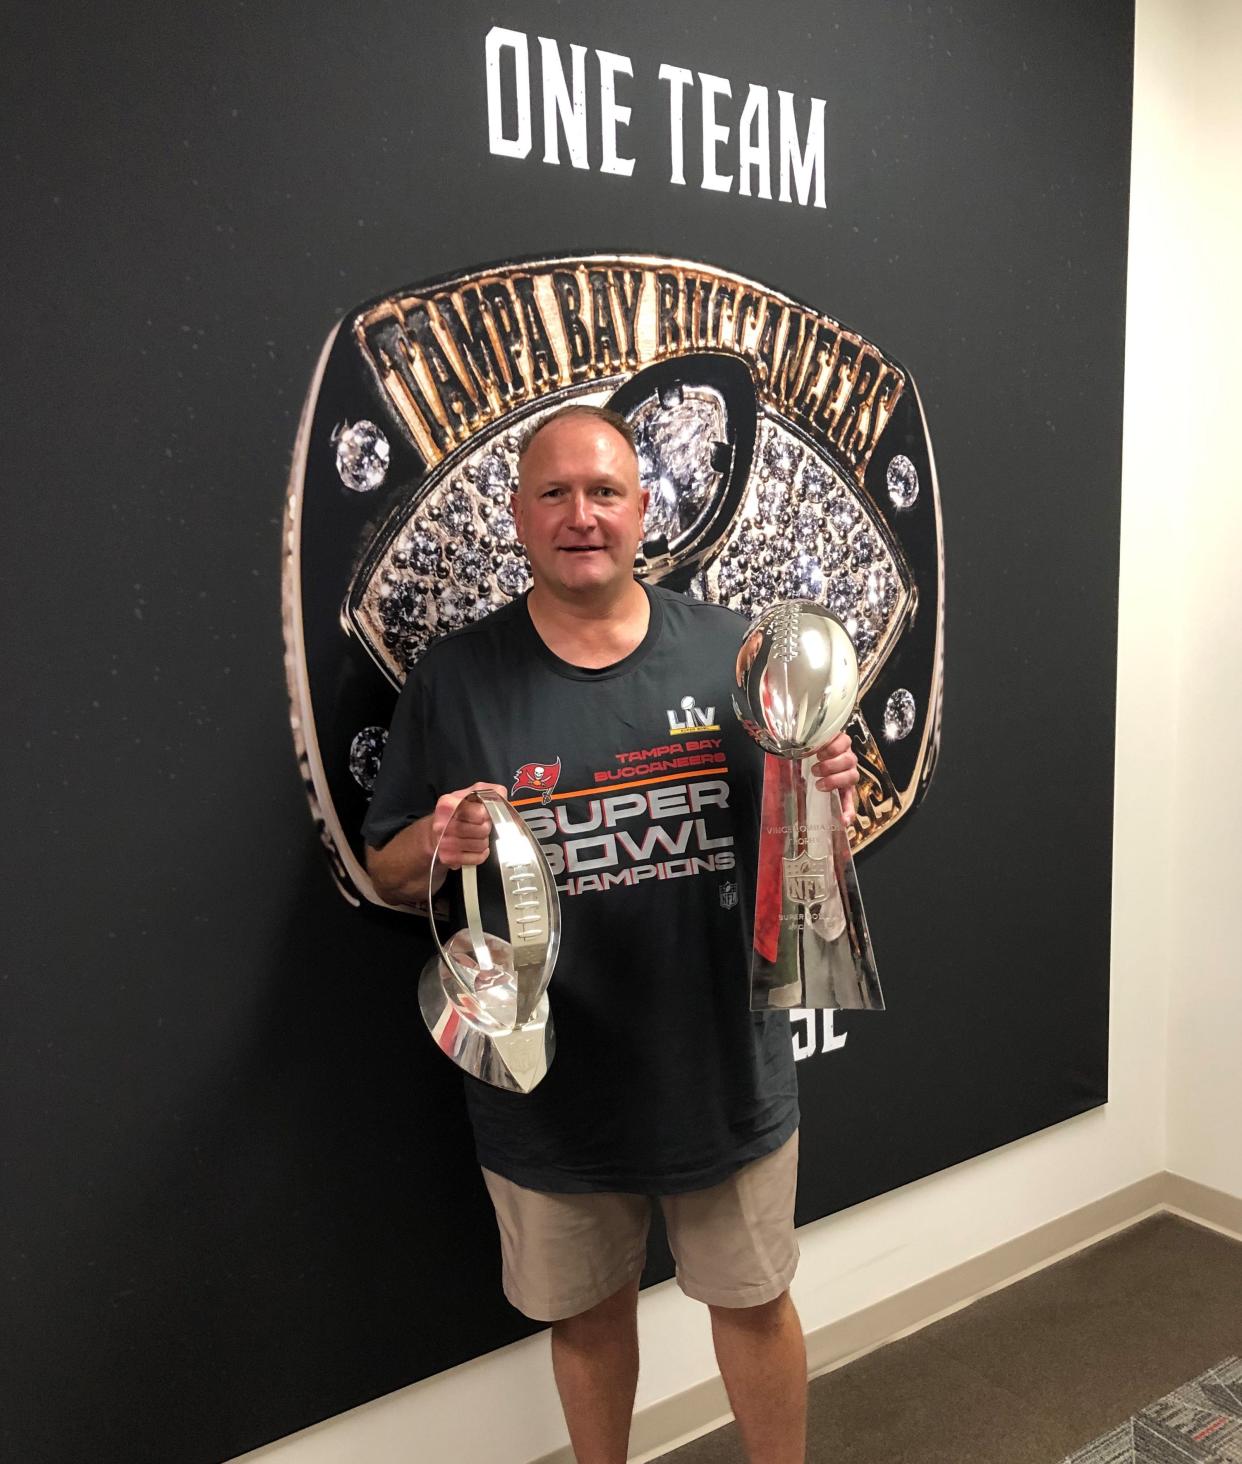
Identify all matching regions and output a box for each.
[526,579,651,669]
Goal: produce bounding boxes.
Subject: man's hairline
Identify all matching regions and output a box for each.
[518,406,638,467]
[514,416,643,498]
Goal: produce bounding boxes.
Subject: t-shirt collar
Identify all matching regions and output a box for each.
[519,582,664,681]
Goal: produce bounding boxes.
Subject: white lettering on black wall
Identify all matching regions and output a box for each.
[485,26,827,210]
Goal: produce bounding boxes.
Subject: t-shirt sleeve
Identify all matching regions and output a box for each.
[361,668,437,850]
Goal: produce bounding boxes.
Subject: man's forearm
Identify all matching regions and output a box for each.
[366,815,446,906]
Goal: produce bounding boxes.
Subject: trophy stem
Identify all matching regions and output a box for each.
[750,756,884,1013]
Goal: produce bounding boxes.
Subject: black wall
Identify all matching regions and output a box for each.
[1,3,1132,1460]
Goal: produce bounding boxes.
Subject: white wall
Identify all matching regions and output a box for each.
[1160,0,1242,1198]
[234,3,1238,1458]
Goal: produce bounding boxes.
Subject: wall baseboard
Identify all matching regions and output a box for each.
[1164,1171,1242,1240]
[532,1171,1241,1464]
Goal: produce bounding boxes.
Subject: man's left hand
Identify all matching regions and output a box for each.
[810,731,860,825]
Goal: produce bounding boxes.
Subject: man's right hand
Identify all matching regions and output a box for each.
[366,781,509,906]
[429,783,510,869]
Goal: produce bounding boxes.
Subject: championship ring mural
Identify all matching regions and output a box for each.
[282,255,945,908]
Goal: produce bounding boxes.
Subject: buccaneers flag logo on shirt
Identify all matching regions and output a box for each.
[511,757,562,805]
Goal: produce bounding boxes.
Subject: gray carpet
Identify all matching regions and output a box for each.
[1062,1356,1242,1463]
[659,1214,1242,1463]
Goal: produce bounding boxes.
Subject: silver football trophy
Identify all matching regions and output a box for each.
[418,789,560,1093]
[734,602,885,1013]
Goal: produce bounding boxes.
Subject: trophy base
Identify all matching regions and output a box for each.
[751,760,885,1013]
[418,954,555,1094]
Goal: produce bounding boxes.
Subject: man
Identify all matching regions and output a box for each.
[364,405,859,1464]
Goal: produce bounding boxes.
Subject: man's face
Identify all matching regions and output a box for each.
[513,416,649,601]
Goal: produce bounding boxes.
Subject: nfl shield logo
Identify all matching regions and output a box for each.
[783,853,830,907]
[718,880,739,910]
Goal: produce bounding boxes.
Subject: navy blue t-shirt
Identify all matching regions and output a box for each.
[363,585,797,1194]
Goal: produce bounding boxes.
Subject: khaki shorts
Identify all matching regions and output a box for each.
[481,1131,799,1322]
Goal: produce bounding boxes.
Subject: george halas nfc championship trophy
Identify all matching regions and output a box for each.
[417,789,561,1094]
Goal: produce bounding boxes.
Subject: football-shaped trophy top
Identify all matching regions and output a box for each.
[733,601,860,759]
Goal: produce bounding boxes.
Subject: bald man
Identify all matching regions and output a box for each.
[365,405,858,1464]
